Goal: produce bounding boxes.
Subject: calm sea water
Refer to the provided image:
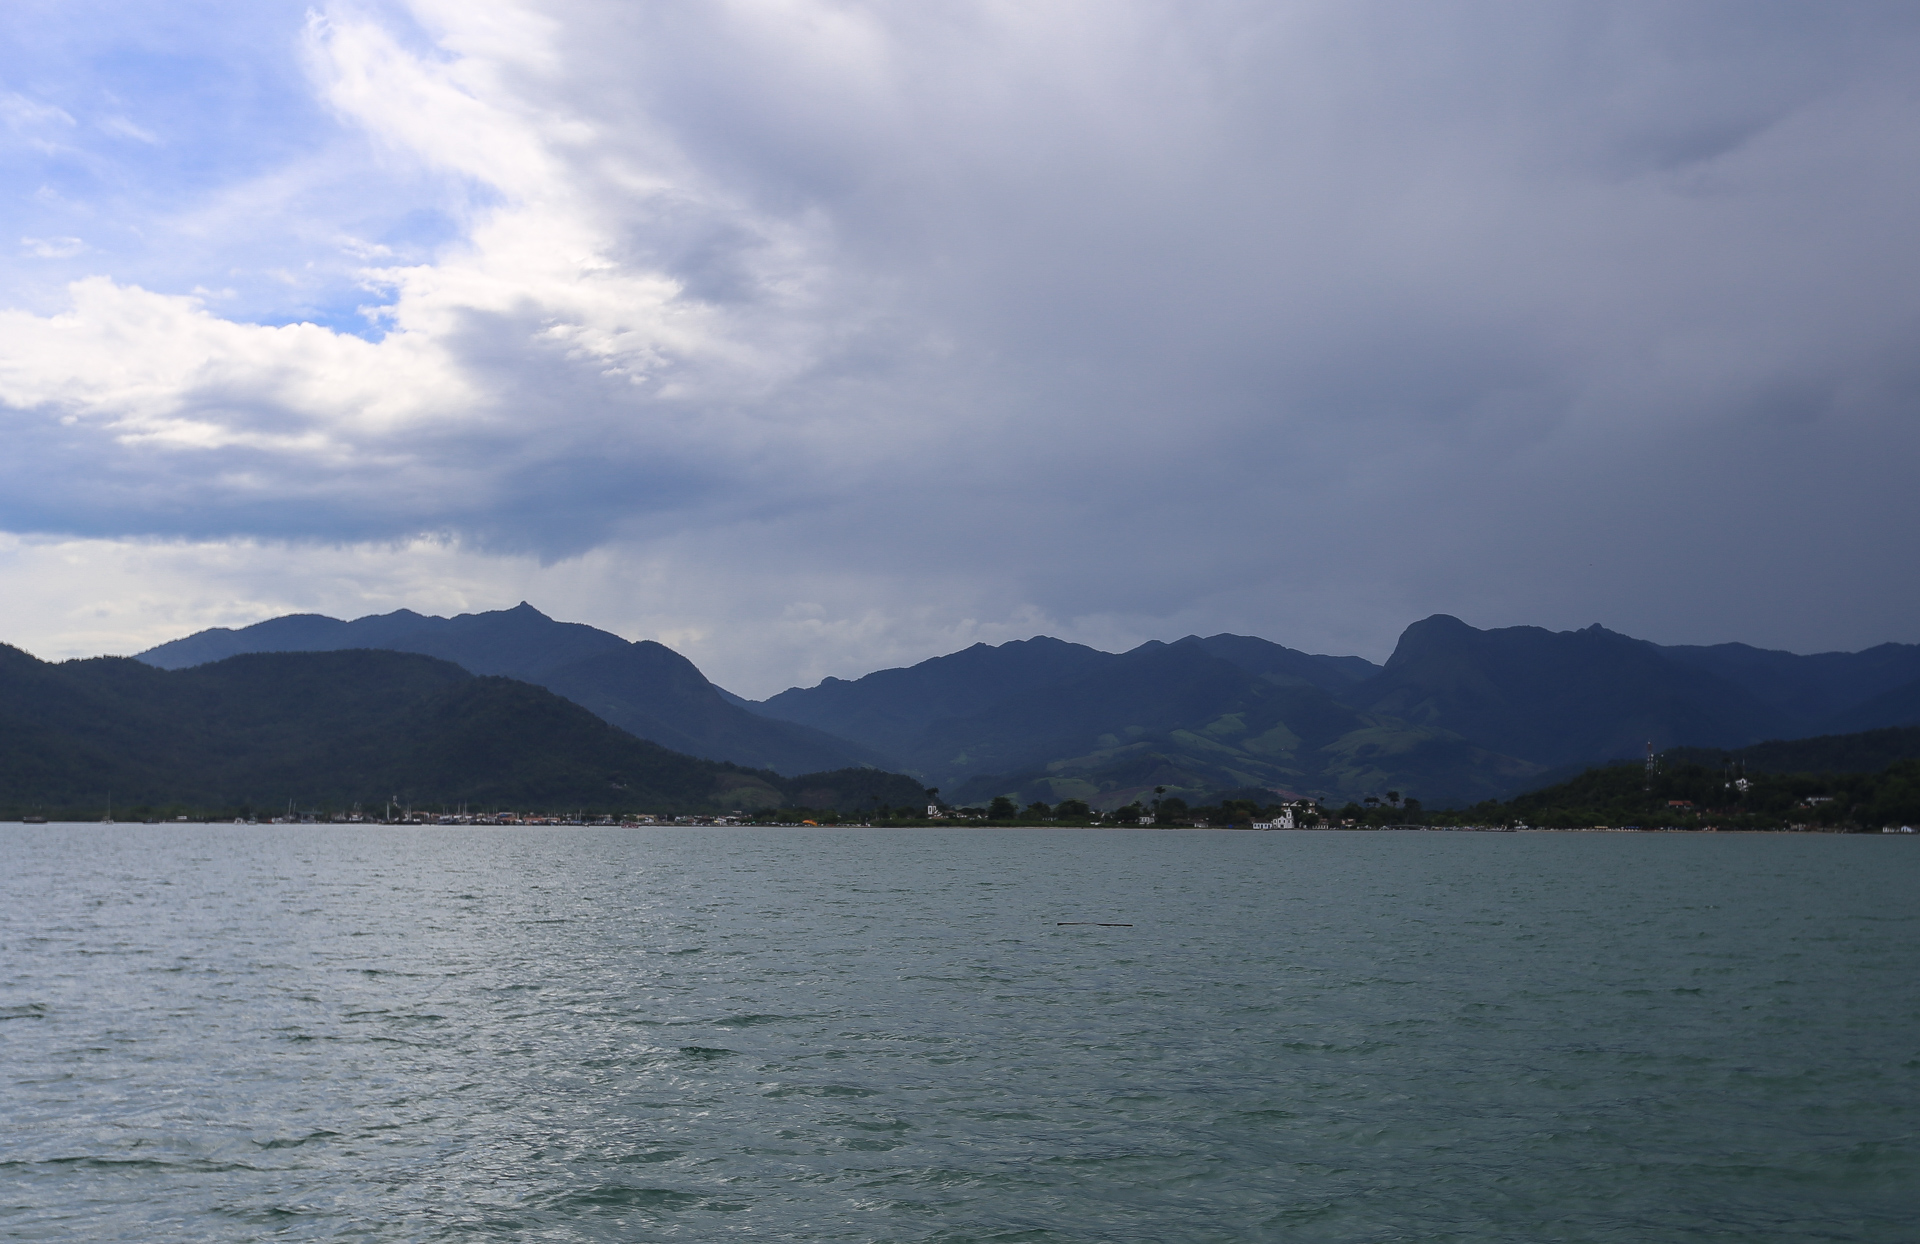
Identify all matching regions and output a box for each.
[1,826,1914,1242]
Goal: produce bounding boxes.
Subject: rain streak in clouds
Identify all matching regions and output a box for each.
[1,1,1918,696]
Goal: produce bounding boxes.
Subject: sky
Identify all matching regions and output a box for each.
[2,1,1919,698]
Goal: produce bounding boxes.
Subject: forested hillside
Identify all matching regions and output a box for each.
[0,646,923,820]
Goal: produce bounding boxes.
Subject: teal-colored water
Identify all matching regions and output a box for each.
[1,826,1914,1242]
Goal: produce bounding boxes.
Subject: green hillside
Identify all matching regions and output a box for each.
[0,646,924,820]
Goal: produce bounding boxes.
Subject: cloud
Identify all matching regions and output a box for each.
[2,0,1920,680]
[0,91,75,133]
[0,529,1125,697]
[96,114,160,145]
[21,236,84,258]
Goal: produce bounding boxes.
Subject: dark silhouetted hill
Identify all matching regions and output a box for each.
[137,604,882,776]
[769,618,1920,809]
[132,608,1920,811]
[754,632,1381,752]
[524,639,894,775]
[754,636,1117,751]
[909,642,1264,780]
[1656,640,1920,735]
[1355,616,1779,768]
[760,631,1530,808]
[1818,677,1920,735]
[1351,617,1920,776]
[1186,633,1381,691]
[0,646,924,819]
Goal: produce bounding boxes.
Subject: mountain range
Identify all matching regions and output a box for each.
[755,633,1532,807]
[0,644,925,819]
[751,616,1920,807]
[138,604,883,776]
[129,606,1920,809]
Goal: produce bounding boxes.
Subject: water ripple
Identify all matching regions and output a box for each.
[0,825,1915,1242]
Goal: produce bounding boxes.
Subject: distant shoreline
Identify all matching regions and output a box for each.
[4,820,1905,836]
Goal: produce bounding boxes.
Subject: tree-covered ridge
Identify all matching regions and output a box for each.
[1420,756,1920,831]
[0,646,924,821]
[1661,726,1920,775]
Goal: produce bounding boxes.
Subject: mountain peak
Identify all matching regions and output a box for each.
[1416,613,1472,631]
[1383,614,1479,670]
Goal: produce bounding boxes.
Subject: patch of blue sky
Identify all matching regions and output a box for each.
[240,289,390,340]
[233,206,466,338]
[0,0,469,332]
[2,1,330,195]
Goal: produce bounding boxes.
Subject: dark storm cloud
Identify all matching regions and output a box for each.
[3,0,1920,672]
